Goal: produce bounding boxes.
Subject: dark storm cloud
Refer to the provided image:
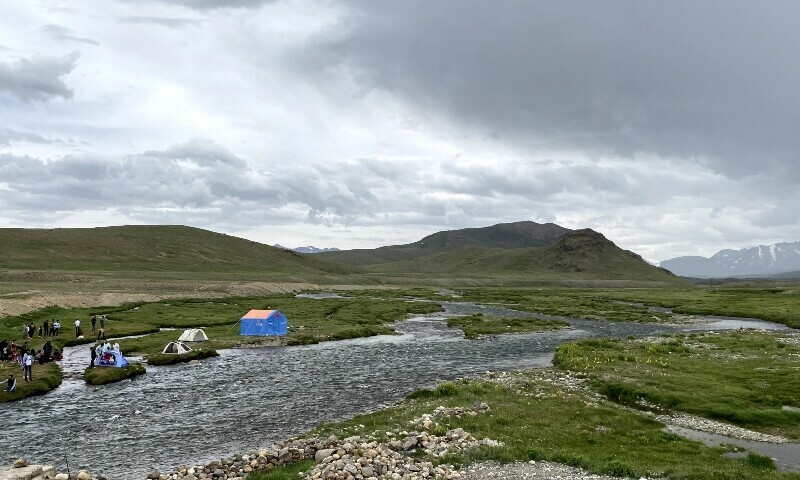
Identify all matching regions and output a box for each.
[118,16,202,28]
[39,24,99,46]
[305,1,800,177]
[0,52,79,102]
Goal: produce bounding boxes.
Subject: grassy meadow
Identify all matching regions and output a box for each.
[450,285,800,327]
[554,331,800,439]
[446,313,568,338]
[83,362,146,385]
[302,371,797,480]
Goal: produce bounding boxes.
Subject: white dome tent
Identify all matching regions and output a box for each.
[162,341,192,354]
[178,328,208,342]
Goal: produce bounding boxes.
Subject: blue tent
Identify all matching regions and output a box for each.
[96,351,130,368]
[240,309,288,336]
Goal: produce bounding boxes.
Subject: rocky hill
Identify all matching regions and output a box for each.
[364,229,681,284]
[318,221,571,266]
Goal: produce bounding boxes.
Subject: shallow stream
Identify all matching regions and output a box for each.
[0,301,792,478]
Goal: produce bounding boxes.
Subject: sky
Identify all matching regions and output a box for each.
[1,1,799,262]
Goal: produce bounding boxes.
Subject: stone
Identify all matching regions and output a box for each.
[13,458,29,468]
[76,470,92,480]
[402,436,418,450]
[55,475,69,480]
[184,476,197,480]
[315,449,335,463]
[148,470,161,479]
[361,466,374,477]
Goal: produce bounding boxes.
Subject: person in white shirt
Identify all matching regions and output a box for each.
[112,342,120,353]
[74,318,81,336]
[22,350,33,381]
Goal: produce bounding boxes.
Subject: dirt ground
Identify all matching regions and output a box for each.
[0,281,322,318]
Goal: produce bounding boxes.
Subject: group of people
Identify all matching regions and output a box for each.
[1,339,62,365]
[1,341,58,392]
[21,319,61,339]
[74,314,108,340]
[89,340,121,368]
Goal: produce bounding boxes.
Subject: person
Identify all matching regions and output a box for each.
[52,349,62,361]
[89,345,97,368]
[97,327,105,341]
[100,315,106,329]
[74,318,81,336]
[21,324,27,339]
[4,374,15,392]
[91,315,96,333]
[53,320,60,336]
[43,341,53,362]
[112,341,120,353]
[10,341,18,364]
[28,324,35,339]
[0,339,7,361]
[43,320,49,337]
[37,325,43,338]
[22,350,33,381]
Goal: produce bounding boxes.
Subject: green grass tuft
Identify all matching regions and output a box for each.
[84,363,146,385]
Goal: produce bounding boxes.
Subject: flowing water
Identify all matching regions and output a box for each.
[0,301,792,478]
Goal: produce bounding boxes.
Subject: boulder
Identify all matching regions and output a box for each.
[147,470,161,479]
[55,474,69,480]
[13,459,29,468]
[76,470,91,480]
[314,449,335,463]
[402,436,418,450]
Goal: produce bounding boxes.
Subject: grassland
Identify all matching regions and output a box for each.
[146,349,219,366]
[597,287,800,328]
[304,371,797,479]
[449,285,800,327]
[0,362,62,403]
[0,225,355,275]
[554,331,800,439]
[446,313,568,338]
[83,363,146,385]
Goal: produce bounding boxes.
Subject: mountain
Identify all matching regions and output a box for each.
[660,241,800,278]
[274,245,341,254]
[0,225,355,275]
[319,221,571,266]
[364,228,681,283]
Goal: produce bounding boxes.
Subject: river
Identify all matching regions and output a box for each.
[0,301,790,478]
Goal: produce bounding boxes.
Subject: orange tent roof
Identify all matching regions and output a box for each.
[241,309,276,319]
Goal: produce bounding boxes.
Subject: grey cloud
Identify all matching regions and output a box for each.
[0,52,80,102]
[118,16,202,28]
[147,0,276,10]
[39,24,99,46]
[303,1,800,178]
[0,128,54,146]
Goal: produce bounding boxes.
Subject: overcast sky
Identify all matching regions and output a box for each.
[1,1,799,261]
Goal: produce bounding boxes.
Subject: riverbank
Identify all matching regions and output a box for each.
[0,362,61,403]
